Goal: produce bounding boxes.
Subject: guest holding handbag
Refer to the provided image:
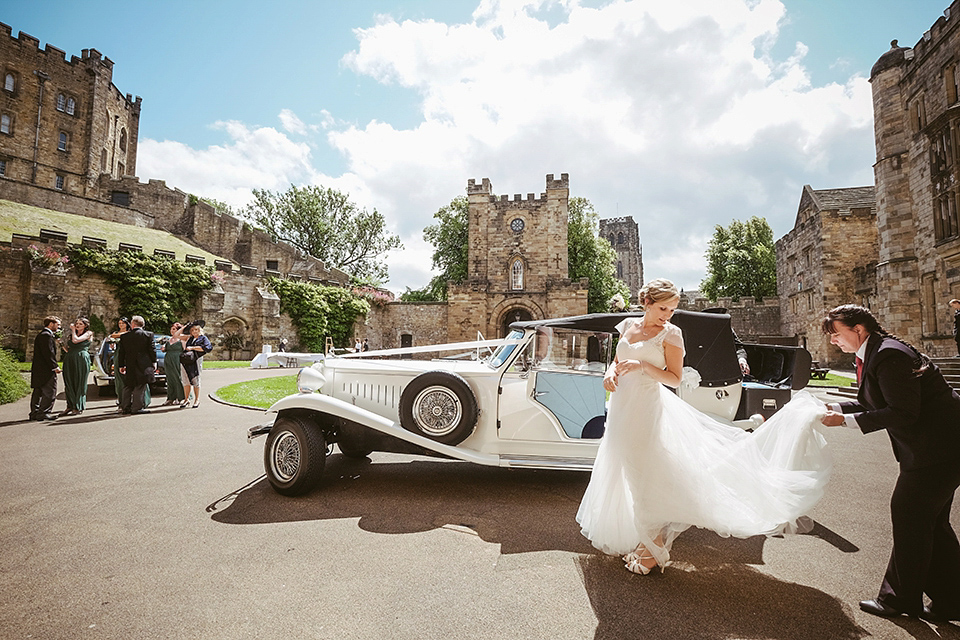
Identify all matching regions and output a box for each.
[180,321,212,408]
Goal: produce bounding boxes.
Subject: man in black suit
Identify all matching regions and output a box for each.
[821,305,960,622]
[117,315,157,414]
[29,316,61,421]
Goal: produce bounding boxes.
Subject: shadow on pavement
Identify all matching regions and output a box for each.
[578,546,868,640]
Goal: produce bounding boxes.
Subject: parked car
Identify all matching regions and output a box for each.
[93,335,168,395]
[248,311,812,496]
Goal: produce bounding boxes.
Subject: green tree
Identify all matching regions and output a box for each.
[244,185,401,284]
[700,216,777,301]
[400,196,469,301]
[567,197,631,313]
[268,278,370,352]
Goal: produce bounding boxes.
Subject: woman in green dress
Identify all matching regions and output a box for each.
[162,322,187,405]
[61,317,93,416]
[110,317,131,405]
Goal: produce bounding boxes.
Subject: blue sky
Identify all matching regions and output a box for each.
[3,0,952,294]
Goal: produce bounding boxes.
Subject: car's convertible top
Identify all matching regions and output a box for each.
[511,310,742,387]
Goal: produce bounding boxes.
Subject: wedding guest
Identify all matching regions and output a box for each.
[61,317,93,416]
[29,316,61,421]
[821,304,960,622]
[181,322,212,408]
[117,316,157,415]
[110,317,131,403]
[161,322,187,406]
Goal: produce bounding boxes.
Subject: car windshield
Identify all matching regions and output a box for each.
[487,330,525,368]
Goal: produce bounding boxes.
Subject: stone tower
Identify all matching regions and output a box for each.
[446,173,588,341]
[599,216,643,302]
[0,22,141,197]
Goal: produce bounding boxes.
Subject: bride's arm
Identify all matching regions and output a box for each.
[603,356,620,392]
[640,342,683,388]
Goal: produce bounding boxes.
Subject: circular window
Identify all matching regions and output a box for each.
[510,218,525,232]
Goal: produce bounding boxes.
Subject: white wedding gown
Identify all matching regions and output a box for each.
[576,318,832,566]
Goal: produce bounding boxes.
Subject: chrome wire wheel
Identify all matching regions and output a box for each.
[270,431,301,482]
[411,385,463,437]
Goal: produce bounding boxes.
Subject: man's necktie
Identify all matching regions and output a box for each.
[855,356,863,385]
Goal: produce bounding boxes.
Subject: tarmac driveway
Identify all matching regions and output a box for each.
[0,372,958,640]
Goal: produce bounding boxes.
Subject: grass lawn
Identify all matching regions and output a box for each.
[214,375,298,408]
[805,372,855,388]
[0,199,230,265]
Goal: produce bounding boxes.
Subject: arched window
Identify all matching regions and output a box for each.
[4,74,14,92]
[0,114,11,134]
[617,232,624,245]
[617,261,623,278]
[608,234,615,246]
[66,97,75,115]
[511,259,524,290]
[100,149,107,172]
[58,131,68,151]
[119,128,127,151]
[56,93,66,111]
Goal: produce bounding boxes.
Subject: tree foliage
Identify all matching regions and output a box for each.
[268,278,370,352]
[700,216,777,302]
[245,185,402,285]
[567,197,631,313]
[400,196,469,301]
[68,246,215,331]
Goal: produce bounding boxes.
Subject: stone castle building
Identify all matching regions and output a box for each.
[775,186,877,364]
[599,216,643,303]
[867,3,960,357]
[0,23,140,194]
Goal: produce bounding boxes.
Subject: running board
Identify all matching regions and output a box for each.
[500,455,594,471]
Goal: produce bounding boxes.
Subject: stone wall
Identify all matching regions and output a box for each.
[363,302,450,352]
[0,179,155,227]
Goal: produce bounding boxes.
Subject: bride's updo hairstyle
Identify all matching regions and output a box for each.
[638,278,680,308]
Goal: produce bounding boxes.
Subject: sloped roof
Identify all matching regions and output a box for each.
[808,186,876,211]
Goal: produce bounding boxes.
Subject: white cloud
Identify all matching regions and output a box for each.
[138,0,876,295]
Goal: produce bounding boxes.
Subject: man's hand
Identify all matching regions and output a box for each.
[119,367,126,375]
[821,411,846,427]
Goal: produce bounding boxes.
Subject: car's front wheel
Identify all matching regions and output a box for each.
[399,371,478,445]
[264,416,326,496]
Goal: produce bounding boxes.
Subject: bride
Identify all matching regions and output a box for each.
[576,278,832,574]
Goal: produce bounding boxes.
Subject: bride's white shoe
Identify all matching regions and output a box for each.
[623,550,658,575]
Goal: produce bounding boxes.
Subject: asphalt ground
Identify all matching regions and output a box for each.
[1,370,959,640]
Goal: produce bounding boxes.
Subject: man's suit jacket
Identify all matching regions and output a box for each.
[117,327,157,386]
[30,327,58,388]
[840,332,960,470]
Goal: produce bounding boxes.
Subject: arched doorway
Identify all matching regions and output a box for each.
[500,307,532,337]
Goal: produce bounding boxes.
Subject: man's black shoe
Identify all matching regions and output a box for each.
[132,409,151,415]
[40,413,59,421]
[860,599,910,618]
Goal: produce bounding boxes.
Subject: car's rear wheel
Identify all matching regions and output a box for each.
[264,416,326,496]
[399,371,478,445]
[337,441,373,459]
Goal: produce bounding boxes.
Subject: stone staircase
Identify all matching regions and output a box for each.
[826,356,960,400]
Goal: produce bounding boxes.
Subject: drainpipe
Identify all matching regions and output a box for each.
[31,70,49,184]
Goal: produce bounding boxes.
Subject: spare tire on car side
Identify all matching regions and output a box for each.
[399,371,478,446]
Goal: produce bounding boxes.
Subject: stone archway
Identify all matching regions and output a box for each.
[499,306,533,337]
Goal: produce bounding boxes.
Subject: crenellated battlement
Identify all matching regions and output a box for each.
[467,173,568,205]
[907,1,958,64]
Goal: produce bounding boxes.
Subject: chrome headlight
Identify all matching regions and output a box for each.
[297,364,326,394]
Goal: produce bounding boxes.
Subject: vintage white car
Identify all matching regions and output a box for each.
[248,311,811,495]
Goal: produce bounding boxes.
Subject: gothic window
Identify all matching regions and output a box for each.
[608,234,615,246]
[117,162,124,176]
[3,73,14,92]
[946,65,960,106]
[617,232,624,245]
[909,95,927,133]
[119,128,127,151]
[511,259,524,290]
[932,122,960,241]
[55,175,64,190]
[0,114,11,135]
[100,149,107,172]
[58,131,68,151]
[617,261,623,278]
[56,93,66,112]
[66,97,75,116]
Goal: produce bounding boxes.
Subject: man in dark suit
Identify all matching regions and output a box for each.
[117,315,157,414]
[29,316,61,421]
[951,299,960,356]
[821,305,960,622]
